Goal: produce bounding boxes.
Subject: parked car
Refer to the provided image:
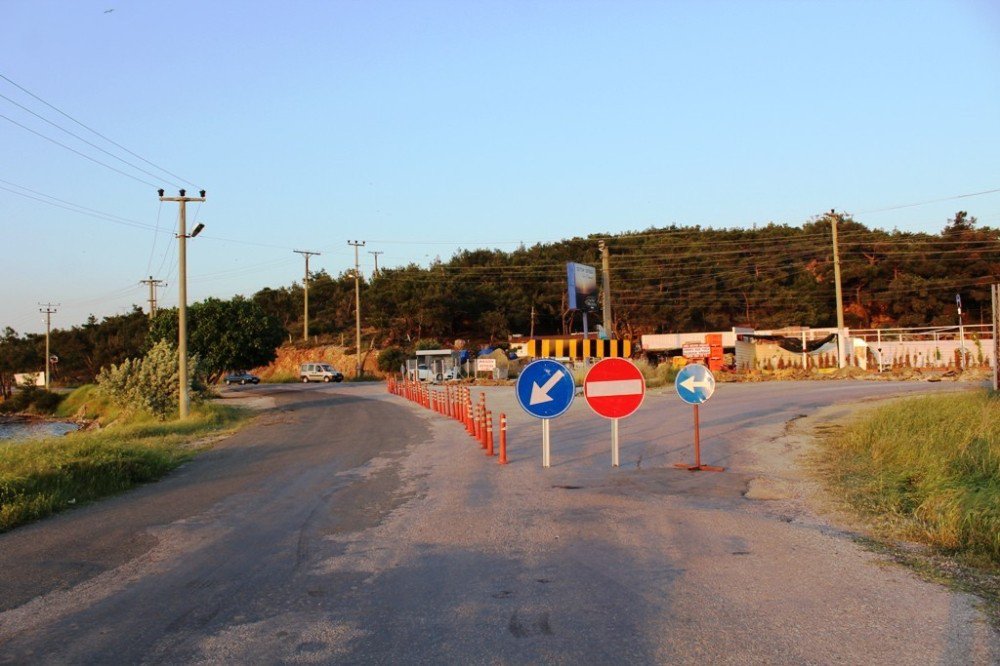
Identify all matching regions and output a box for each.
[299,362,344,383]
[224,372,260,386]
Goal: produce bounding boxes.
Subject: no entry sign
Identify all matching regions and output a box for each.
[584,358,646,419]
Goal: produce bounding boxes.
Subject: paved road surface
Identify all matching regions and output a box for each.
[0,379,997,664]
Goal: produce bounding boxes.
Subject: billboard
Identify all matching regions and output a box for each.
[567,263,599,312]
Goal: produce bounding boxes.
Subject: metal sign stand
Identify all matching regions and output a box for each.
[611,418,620,467]
[674,405,724,472]
[542,419,551,467]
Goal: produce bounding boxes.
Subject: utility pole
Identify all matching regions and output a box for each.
[348,240,366,377]
[530,305,536,338]
[294,250,321,341]
[368,250,383,278]
[140,276,166,318]
[829,210,847,368]
[992,283,999,392]
[159,188,206,420]
[599,239,612,336]
[38,303,58,390]
[956,293,966,370]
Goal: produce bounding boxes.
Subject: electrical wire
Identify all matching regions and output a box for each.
[0,112,160,187]
[0,91,183,188]
[0,72,200,188]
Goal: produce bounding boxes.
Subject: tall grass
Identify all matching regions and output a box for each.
[817,390,1000,565]
[1,396,247,532]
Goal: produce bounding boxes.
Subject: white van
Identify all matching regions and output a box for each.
[299,363,344,383]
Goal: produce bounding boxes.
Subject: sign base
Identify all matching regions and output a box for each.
[673,462,725,473]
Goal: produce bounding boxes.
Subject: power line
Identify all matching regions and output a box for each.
[0,72,199,188]
[0,112,160,187]
[853,187,1000,215]
[0,91,184,188]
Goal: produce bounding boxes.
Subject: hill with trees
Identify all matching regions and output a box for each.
[2,211,997,387]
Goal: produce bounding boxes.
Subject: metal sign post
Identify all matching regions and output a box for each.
[515,359,576,468]
[612,418,620,467]
[583,358,646,468]
[673,364,724,472]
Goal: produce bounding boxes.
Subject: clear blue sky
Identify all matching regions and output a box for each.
[2,0,998,333]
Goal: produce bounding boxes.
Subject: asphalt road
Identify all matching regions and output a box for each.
[0,379,997,664]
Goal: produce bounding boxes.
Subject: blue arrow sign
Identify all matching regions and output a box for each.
[675,364,716,405]
[516,359,576,419]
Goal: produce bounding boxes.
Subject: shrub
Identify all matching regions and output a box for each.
[96,340,204,420]
[0,386,65,415]
[377,346,408,374]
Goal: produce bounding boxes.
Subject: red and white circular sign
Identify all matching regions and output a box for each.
[584,358,646,419]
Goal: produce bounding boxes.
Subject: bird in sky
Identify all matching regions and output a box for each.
[104,8,114,13]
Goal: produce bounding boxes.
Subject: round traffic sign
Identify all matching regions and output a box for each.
[584,358,645,419]
[674,364,716,405]
[515,359,576,419]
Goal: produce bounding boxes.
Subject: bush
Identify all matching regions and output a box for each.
[0,386,65,415]
[377,346,408,374]
[96,340,204,420]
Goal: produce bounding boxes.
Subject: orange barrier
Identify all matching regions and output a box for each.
[499,413,507,464]
[486,410,494,457]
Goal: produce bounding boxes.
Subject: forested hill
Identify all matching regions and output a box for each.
[3,212,998,387]
[254,211,999,344]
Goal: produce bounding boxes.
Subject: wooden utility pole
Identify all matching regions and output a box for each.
[829,210,847,368]
[38,303,58,390]
[140,276,166,318]
[599,239,612,335]
[294,250,321,341]
[368,250,383,278]
[348,240,366,377]
[159,188,206,419]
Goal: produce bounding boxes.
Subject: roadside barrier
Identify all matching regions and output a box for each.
[385,377,511,468]
[499,413,507,464]
[486,410,494,457]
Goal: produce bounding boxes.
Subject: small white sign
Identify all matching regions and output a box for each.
[476,358,497,372]
[682,343,712,358]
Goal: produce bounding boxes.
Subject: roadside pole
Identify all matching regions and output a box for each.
[159,189,206,420]
[992,284,999,391]
[39,303,58,390]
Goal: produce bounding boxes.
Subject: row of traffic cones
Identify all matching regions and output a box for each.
[386,377,508,464]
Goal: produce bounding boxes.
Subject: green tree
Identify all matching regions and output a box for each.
[149,296,285,381]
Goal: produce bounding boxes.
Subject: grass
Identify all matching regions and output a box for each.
[815,389,1000,566]
[0,387,249,532]
[813,389,1000,626]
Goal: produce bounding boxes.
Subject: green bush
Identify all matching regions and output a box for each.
[377,346,408,374]
[0,386,65,415]
[96,340,205,420]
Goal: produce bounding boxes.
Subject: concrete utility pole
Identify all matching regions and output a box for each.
[38,303,58,390]
[294,250,321,341]
[530,305,536,338]
[348,240,366,377]
[599,239,612,335]
[992,283,999,392]
[829,210,847,368]
[140,276,166,318]
[368,250,383,278]
[159,188,206,420]
[956,293,966,370]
